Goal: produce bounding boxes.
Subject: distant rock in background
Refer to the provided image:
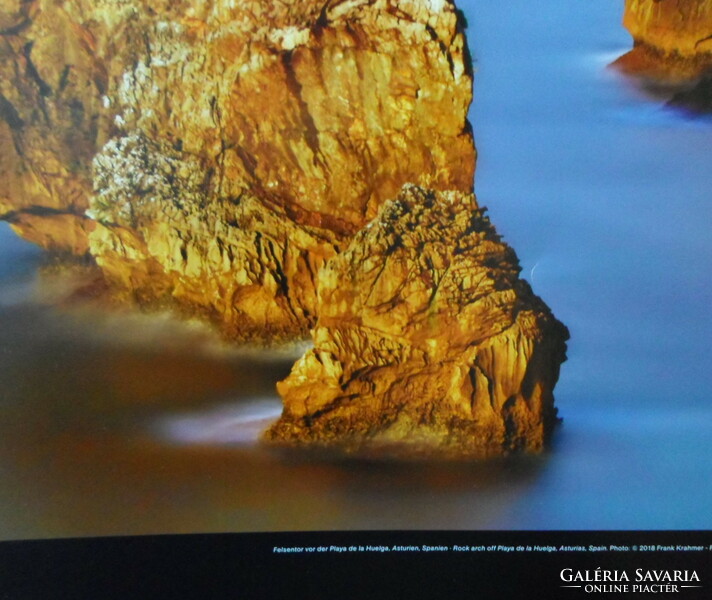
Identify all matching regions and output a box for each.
[612,0,712,112]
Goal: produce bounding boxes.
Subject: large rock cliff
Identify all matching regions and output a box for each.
[267,187,569,457]
[1,0,475,338]
[0,0,101,254]
[1,0,568,456]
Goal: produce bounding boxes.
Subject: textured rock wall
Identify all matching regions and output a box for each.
[624,0,712,58]
[1,0,475,338]
[1,0,569,455]
[267,187,569,457]
[0,0,103,254]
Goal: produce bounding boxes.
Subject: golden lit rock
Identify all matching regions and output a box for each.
[267,186,569,457]
[0,0,102,254]
[0,0,569,455]
[615,0,712,80]
[1,0,475,339]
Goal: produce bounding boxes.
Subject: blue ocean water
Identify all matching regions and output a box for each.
[461,0,712,528]
[0,0,710,538]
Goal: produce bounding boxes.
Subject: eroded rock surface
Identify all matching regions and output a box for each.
[1,0,475,339]
[267,186,569,457]
[0,0,102,254]
[2,0,569,455]
[614,0,712,80]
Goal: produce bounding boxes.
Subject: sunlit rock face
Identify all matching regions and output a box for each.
[0,0,475,339]
[614,0,712,80]
[1,0,569,455]
[0,0,101,254]
[267,187,569,457]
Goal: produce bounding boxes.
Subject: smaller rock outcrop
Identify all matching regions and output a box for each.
[614,0,712,81]
[266,186,569,458]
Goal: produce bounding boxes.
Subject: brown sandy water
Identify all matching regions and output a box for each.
[0,234,543,538]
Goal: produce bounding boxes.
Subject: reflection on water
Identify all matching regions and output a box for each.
[156,400,283,445]
[2,0,712,538]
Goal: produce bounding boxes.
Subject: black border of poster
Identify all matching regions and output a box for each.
[1,531,711,599]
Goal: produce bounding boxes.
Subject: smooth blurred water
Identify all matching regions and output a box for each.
[0,0,711,538]
[462,0,712,529]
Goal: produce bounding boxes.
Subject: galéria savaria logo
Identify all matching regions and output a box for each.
[559,569,702,594]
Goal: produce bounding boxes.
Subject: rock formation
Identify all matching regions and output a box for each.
[0,0,101,255]
[266,187,569,457]
[614,0,712,80]
[1,0,569,456]
[1,0,475,339]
